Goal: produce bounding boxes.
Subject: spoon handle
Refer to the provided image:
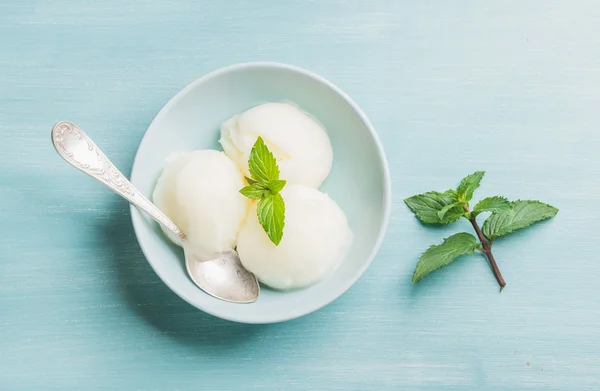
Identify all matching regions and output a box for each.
[51,121,184,239]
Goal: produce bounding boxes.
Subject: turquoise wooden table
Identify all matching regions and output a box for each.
[2,1,599,390]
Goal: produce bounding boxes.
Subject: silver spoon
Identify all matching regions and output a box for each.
[51,121,260,303]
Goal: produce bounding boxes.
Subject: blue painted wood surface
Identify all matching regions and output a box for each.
[1,1,599,390]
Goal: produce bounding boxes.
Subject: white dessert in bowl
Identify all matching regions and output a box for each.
[131,62,391,324]
[152,150,250,260]
[237,184,353,290]
[220,102,333,188]
[153,102,351,292]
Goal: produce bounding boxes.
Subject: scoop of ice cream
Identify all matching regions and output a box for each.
[220,102,333,188]
[236,184,353,290]
[153,150,250,260]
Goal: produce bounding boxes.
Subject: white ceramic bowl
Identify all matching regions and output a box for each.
[130,62,391,323]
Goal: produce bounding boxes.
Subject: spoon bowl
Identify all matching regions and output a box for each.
[186,250,259,303]
[51,121,259,304]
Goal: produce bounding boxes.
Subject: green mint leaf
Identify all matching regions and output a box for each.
[248,136,279,183]
[456,171,485,202]
[482,200,559,240]
[405,192,463,224]
[243,137,287,244]
[412,233,479,283]
[257,193,285,245]
[240,183,270,200]
[267,179,286,194]
[443,189,458,200]
[472,196,511,217]
[438,202,466,220]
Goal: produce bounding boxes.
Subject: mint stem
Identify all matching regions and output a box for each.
[463,206,506,290]
[469,217,506,290]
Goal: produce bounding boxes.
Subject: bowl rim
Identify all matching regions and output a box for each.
[130,61,392,323]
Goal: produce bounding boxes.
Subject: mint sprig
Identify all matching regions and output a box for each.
[240,137,286,246]
[405,171,558,290]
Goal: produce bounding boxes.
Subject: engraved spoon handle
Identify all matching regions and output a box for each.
[51,121,184,239]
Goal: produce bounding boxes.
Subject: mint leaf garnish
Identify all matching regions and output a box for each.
[248,136,280,183]
[257,193,285,246]
[404,192,463,224]
[240,183,270,200]
[267,179,286,194]
[472,196,511,217]
[482,200,558,240]
[404,171,558,290]
[413,233,479,283]
[456,171,485,202]
[240,137,286,246]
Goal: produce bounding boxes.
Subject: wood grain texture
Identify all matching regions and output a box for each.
[1,1,600,390]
